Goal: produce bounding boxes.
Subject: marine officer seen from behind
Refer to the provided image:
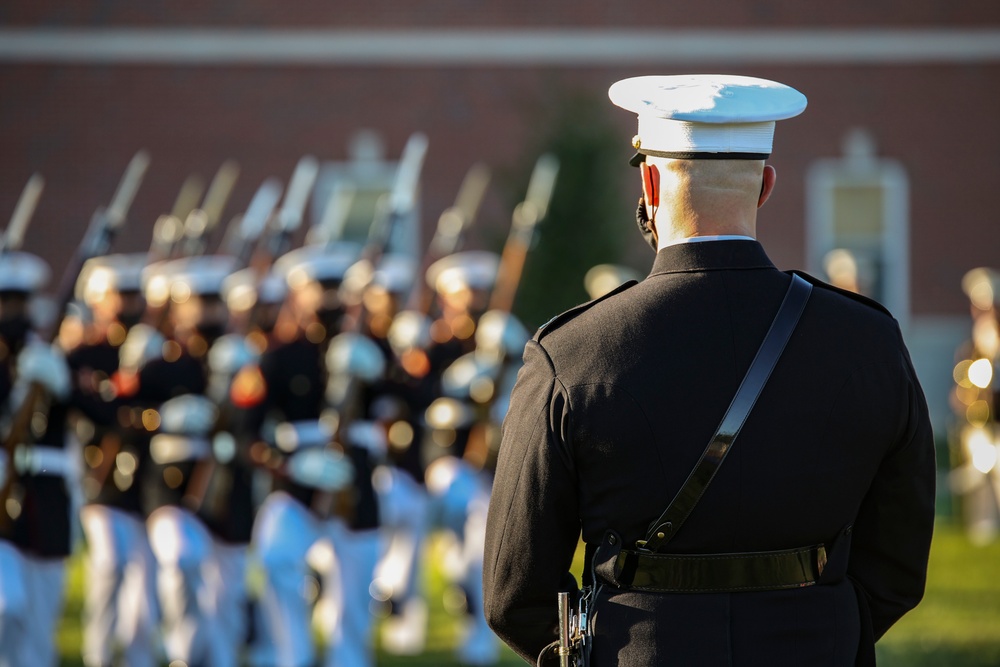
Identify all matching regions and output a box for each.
[483,75,935,666]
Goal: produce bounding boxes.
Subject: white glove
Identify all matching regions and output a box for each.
[440,352,500,400]
[475,309,530,356]
[208,333,259,376]
[326,332,386,382]
[119,323,166,371]
[158,394,218,436]
[287,448,355,492]
[17,342,71,399]
[387,310,432,355]
[345,420,387,456]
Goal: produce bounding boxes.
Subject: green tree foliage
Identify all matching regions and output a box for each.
[503,90,635,330]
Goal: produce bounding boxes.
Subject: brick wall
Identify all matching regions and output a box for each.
[3,1,998,28]
[1,4,999,318]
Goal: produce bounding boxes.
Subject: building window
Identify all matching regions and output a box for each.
[806,128,910,330]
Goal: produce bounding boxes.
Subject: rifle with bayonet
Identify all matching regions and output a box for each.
[183,158,320,514]
[489,153,560,314]
[148,173,206,264]
[409,162,491,317]
[175,160,241,258]
[310,132,429,519]
[0,174,44,256]
[1,151,150,529]
[389,161,491,379]
[101,170,278,492]
[462,153,559,470]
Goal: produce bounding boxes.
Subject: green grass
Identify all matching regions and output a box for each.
[56,519,1000,666]
[875,519,1000,666]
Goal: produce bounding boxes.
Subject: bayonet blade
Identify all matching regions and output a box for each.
[1,173,44,253]
[106,150,151,232]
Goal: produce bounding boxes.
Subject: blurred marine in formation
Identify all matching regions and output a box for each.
[73,253,160,667]
[1,155,149,667]
[0,250,73,667]
[1,131,573,667]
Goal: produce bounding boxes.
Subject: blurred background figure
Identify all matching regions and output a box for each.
[0,251,74,667]
[247,240,376,667]
[71,253,161,667]
[822,248,864,295]
[128,255,238,666]
[583,264,642,300]
[949,267,1000,545]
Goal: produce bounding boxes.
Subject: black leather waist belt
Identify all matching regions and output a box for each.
[612,543,828,593]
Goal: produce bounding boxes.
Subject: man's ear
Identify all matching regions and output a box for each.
[641,162,659,207]
[758,164,776,208]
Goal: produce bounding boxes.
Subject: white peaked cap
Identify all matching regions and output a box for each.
[76,253,147,303]
[426,250,500,295]
[608,74,807,163]
[0,251,49,292]
[222,267,288,311]
[275,242,364,290]
[371,254,417,294]
[142,255,239,303]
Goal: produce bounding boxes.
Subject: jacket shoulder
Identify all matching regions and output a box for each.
[534,279,638,342]
[789,270,895,319]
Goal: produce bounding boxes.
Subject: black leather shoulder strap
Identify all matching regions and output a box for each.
[639,274,812,553]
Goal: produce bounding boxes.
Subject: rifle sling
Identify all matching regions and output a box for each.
[638,274,812,554]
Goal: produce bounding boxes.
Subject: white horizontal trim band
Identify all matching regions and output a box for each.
[0,28,999,65]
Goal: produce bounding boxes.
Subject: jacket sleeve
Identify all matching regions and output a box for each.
[483,340,581,664]
[847,342,936,641]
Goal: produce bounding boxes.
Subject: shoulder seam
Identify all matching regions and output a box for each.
[534,279,638,341]
[788,270,895,319]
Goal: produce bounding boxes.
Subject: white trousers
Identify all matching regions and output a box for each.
[80,504,159,667]
[425,456,501,665]
[251,491,380,667]
[148,505,242,666]
[373,466,432,655]
[0,540,66,667]
[373,465,431,605]
[206,540,249,667]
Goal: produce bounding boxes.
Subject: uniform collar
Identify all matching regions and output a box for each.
[648,239,775,277]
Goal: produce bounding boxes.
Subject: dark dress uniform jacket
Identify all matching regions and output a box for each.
[483,240,935,666]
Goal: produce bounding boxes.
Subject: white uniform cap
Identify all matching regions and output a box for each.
[341,253,416,297]
[584,264,642,300]
[371,253,417,294]
[221,267,288,312]
[142,255,239,305]
[275,242,363,291]
[426,251,500,295]
[608,74,807,165]
[0,251,49,293]
[75,253,147,304]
